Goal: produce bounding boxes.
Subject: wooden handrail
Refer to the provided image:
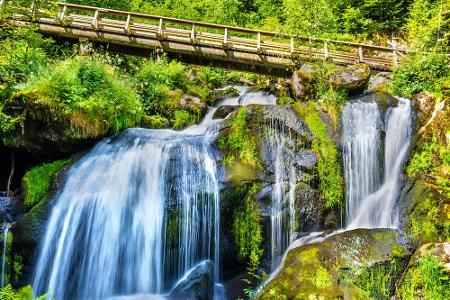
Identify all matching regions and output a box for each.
[55,2,404,53]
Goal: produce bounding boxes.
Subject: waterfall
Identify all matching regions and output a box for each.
[32,87,276,299]
[268,119,297,270]
[343,97,412,229]
[1,223,9,288]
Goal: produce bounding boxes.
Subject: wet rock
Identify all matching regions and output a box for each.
[291,63,316,100]
[410,92,436,128]
[296,151,317,169]
[213,105,238,119]
[330,63,371,94]
[170,260,214,300]
[368,72,392,92]
[179,95,206,114]
[257,229,411,300]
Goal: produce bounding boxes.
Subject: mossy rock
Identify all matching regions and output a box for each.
[396,242,450,300]
[329,63,371,94]
[399,180,450,245]
[257,229,411,300]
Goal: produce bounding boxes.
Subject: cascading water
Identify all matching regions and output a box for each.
[1,223,9,288]
[343,97,412,229]
[32,87,276,299]
[268,119,297,270]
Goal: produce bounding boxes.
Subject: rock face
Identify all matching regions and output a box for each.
[179,95,207,114]
[330,63,371,94]
[257,229,411,300]
[169,260,214,300]
[2,94,100,155]
[213,105,237,119]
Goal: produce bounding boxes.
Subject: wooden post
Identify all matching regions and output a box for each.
[190,23,196,44]
[59,5,67,21]
[223,27,228,48]
[391,36,398,67]
[257,31,261,53]
[30,1,37,17]
[323,40,329,59]
[92,10,99,30]
[290,37,295,54]
[124,14,131,35]
[358,45,364,62]
[157,18,164,39]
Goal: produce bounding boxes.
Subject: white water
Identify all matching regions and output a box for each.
[347,98,412,229]
[32,87,276,300]
[268,119,297,270]
[1,223,9,288]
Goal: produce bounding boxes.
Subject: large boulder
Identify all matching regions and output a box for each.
[367,72,392,93]
[257,229,411,300]
[291,63,316,100]
[330,63,371,94]
[169,260,214,300]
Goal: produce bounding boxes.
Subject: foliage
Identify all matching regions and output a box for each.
[391,54,450,97]
[15,58,142,135]
[0,285,52,300]
[399,254,450,300]
[172,109,197,129]
[23,159,71,209]
[293,102,344,209]
[217,107,262,169]
[312,266,332,288]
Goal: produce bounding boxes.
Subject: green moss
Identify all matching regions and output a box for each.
[312,266,332,288]
[172,109,197,130]
[142,115,170,129]
[23,159,71,209]
[217,107,262,170]
[398,254,450,300]
[293,102,344,209]
[232,183,263,265]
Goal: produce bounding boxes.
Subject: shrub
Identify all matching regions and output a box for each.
[22,159,71,209]
[16,58,142,135]
[391,54,450,97]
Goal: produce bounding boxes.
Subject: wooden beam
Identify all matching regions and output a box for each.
[257,31,261,53]
[290,37,294,54]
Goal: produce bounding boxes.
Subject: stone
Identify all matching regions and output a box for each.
[368,72,392,92]
[212,105,238,120]
[296,151,317,169]
[410,92,436,129]
[291,63,316,100]
[169,260,214,300]
[179,95,206,114]
[257,229,411,300]
[330,63,371,94]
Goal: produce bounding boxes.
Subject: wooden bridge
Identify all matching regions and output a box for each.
[1,1,409,72]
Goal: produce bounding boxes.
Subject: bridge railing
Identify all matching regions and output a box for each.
[0,1,422,70]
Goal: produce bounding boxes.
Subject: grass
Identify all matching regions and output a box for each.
[22,159,71,209]
[293,102,344,209]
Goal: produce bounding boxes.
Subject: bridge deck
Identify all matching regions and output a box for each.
[1,1,410,71]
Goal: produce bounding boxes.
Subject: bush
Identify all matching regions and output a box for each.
[16,58,142,135]
[22,159,71,209]
[391,54,450,97]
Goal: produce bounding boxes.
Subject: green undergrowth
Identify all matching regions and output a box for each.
[217,107,262,170]
[13,58,142,137]
[398,254,450,300]
[391,54,450,98]
[23,159,71,209]
[293,102,344,209]
[0,284,51,300]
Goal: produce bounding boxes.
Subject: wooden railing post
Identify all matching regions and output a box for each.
[124,14,131,34]
[223,27,228,48]
[59,5,67,21]
[92,9,99,30]
[257,32,261,53]
[190,23,196,44]
[290,37,295,54]
[358,45,364,62]
[323,40,329,59]
[157,18,164,39]
[30,1,37,17]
